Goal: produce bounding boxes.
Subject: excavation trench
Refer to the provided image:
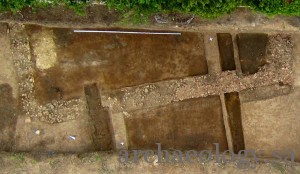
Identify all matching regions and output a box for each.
[27,25,208,104]
[0,23,298,162]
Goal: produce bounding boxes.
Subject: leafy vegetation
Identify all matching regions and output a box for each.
[0,0,87,15]
[108,0,299,24]
[0,0,299,18]
[10,153,25,162]
[105,0,243,18]
[245,0,300,16]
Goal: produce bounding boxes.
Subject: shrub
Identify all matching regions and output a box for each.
[245,0,300,16]
[105,0,243,18]
[0,0,299,18]
[0,0,87,15]
[0,0,36,13]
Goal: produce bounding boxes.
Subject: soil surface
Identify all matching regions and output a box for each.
[0,152,299,174]
[0,5,300,174]
[26,25,207,104]
[2,23,295,153]
[125,96,227,150]
[101,33,294,113]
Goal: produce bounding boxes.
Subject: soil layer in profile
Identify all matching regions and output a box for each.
[224,92,245,153]
[0,84,18,151]
[237,33,268,75]
[125,96,228,151]
[217,33,236,71]
[26,26,208,104]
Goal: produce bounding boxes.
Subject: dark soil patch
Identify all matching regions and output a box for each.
[224,92,244,153]
[27,25,208,104]
[125,96,228,151]
[0,84,18,151]
[237,33,268,75]
[217,33,236,71]
[84,84,113,151]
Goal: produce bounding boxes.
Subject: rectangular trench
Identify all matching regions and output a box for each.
[125,96,228,151]
[0,84,18,151]
[84,84,113,150]
[5,22,299,162]
[237,33,268,75]
[217,33,236,71]
[26,25,209,104]
[224,92,245,153]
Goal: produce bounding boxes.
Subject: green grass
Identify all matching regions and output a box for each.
[271,162,286,174]
[105,0,299,23]
[0,0,88,15]
[10,153,25,162]
[94,154,101,161]
[31,159,38,164]
[117,10,152,25]
[105,0,243,21]
[49,159,60,169]
[0,0,299,22]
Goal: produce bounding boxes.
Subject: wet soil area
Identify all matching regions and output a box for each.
[125,96,228,151]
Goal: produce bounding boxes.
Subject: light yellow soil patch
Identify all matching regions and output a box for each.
[31,29,57,70]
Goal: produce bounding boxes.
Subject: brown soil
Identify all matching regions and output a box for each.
[5,23,295,154]
[217,33,236,71]
[0,84,18,151]
[84,84,113,150]
[0,6,299,174]
[101,33,294,113]
[125,96,228,150]
[0,152,299,174]
[224,92,244,153]
[237,33,268,75]
[27,25,207,104]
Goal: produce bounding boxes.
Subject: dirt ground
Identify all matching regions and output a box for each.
[0,152,299,174]
[0,4,300,174]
